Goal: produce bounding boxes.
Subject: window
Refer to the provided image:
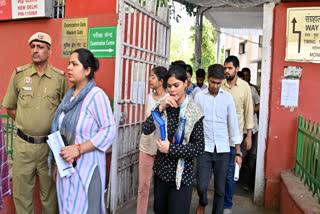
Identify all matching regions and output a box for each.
[54,0,65,18]
[239,41,247,54]
[225,49,231,58]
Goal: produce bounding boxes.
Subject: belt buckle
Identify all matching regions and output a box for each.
[34,137,42,144]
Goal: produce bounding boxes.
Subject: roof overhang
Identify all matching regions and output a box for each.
[175,0,275,35]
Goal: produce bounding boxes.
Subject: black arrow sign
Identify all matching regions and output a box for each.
[291,18,301,53]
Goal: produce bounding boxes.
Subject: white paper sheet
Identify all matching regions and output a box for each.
[47,131,75,178]
[234,163,240,181]
[280,79,299,107]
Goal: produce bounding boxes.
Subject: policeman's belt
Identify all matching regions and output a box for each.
[17,129,48,144]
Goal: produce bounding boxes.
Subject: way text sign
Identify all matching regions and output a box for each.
[286,7,320,63]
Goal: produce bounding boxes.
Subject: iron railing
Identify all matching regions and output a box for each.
[295,115,320,204]
[1,114,14,160]
[54,0,65,18]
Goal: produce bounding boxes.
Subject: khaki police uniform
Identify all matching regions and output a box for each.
[2,63,69,214]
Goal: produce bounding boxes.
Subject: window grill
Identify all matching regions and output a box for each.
[54,0,65,18]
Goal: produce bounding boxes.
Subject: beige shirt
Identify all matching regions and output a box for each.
[222,77,254,146]
[2,63,69,136]
[139,93,168,155]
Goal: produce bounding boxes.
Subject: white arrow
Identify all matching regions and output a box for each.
[91,49,114,52]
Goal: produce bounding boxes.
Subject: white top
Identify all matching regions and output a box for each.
[200,84,208,90]
[139,92,169,155]
[244,86,260,134]
[194,88,242,153]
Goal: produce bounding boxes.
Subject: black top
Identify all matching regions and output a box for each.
[143,105,204,186]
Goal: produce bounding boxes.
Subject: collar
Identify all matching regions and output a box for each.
[203,87,225,95]
[223,76,239,89]
[27,63,52,78]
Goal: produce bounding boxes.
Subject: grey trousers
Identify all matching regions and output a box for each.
[87,167,102,214]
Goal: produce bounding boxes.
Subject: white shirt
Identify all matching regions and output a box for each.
[194,88,242,153]
[244,86,260,134]
[200,84,208,90]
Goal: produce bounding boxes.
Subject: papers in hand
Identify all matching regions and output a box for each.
[234,163,240,181]
[47,131,75,178]
[151,110,166,141]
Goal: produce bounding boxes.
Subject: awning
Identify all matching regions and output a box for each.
[251,58,262,63]
[175,0,275,35]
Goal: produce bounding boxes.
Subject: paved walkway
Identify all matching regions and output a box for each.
[117,183,279,214]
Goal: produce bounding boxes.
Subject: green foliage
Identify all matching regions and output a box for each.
[168,0,199,23]
[220,46,225,64]
[190,17,217,72]
[169,23,193,66]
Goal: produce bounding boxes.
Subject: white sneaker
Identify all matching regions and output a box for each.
[223,209,232,214]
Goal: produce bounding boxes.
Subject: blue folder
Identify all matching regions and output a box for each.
[151,110,166,141]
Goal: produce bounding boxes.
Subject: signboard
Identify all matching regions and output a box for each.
[0,0,52,20]
[286,7,320,63]
[88,26,117,58]
[61,18,88,58]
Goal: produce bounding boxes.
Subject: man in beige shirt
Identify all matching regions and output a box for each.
[221,55,254,214]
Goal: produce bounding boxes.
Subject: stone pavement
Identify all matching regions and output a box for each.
[117,183,279,214]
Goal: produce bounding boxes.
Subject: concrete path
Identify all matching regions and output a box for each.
[117,183,279,214]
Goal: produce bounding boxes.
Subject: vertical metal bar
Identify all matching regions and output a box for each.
[5,117,8,153]
[165,6,171,66]
[109,0,127,211]
[317,124,320,179]
[151,12,156,65]
[129,7,137,155]
[311,123,316,178]
[307,121,312,182]
[62,0,65,18]
[124,8,132,206]
[130,7,138,197]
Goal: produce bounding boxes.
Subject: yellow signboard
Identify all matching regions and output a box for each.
[61,18,88,58]
[286,7,320,63]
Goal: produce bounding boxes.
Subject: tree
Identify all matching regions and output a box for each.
[190,17,216,72]
[169,11,194,65]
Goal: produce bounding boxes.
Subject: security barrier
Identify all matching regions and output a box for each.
[1,114,14,160]
[295,115,320,204]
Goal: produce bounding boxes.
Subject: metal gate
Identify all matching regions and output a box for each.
[108,0,170,212]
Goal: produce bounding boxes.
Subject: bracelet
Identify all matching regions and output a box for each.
[77,144,81,159]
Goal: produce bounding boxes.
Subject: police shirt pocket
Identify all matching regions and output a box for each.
[46,93,60,110]
[18,90,33,108]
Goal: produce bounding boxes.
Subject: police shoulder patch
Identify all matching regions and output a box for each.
[15,63,32,73]
[50,66,65,76]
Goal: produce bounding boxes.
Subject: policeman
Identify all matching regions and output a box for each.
[2,32,69,214]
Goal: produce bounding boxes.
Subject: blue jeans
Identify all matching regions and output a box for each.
[223,146,236,209]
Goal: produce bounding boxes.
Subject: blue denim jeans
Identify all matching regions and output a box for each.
[223,146,236,209]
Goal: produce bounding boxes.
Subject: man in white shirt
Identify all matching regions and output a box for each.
[194,64,242,214]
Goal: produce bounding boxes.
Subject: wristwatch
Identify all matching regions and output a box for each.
[235,152,242,158]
